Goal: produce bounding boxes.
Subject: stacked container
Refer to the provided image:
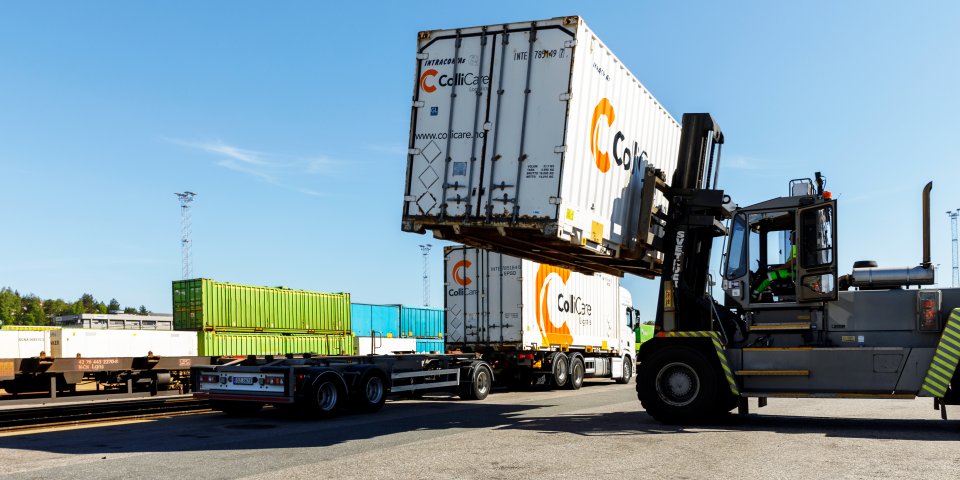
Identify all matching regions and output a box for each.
[173,279,356,357]
[400,306,445,353]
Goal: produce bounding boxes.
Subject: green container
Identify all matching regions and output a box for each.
[636,324,655,350]
[172,279,351,333]
[197,331,358,356]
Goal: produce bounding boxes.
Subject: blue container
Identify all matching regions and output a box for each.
[350,304,401,338]
[415,338,445,354]
[400,306,444,339]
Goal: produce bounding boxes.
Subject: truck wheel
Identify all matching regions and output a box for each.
[615,356,633,384]
[210,400,263,417]
[350,369,388,413]
[459,364,493,400]
[637,346,720,424]
[552,353,569,388]
[565,357,585,390]
[308,377,344,418]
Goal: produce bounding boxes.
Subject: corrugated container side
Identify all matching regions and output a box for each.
[400,306,444,338]
[445,246,630,351]
[350,304,401,338]
[415,339,445,354]
[173,279,351,333]
[196,332,357,357]
[403,16,680,277]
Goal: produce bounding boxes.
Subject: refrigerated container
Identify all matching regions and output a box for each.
[172,279,350,333]
[350,304,401,338]
[444,246,637,387]
[400,306,444,339]
[402,16,679,278]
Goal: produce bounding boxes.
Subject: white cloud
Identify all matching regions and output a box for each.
[166,137,340,196]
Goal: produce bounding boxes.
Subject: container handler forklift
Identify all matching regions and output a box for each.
[636,113,960,423]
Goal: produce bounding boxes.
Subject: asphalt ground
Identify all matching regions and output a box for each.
[0,381,957,480]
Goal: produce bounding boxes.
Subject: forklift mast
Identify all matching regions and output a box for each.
[656,113,732,333]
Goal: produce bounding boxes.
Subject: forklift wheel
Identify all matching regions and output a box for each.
[638,346,721,424]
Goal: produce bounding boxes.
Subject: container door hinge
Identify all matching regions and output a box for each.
[404,195,417,202]
[412,101,425,108]
[416,53,429,60]
[564,40,577,48]
[549,197,562,205]
[559,92,571,101]
[554,145,567,153]
[408,148,421,155]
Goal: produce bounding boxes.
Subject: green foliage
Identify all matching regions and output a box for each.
[0,288,154,326]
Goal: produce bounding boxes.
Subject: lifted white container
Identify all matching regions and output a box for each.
[444,246,635,354]
[403,16,679,277]
[52,330,198,358]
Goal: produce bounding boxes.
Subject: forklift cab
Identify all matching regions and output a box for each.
[723,195,838,309]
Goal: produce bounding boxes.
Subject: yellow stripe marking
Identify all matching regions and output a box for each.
[937,349,959,364]
[930,363,953,379]
[748,323,811,331]
[939,342,960,358]
[736,370,810,376]
[941,333,960,349]
[922,384,943,397]
[933,356,955,370]
[927,370,951,386]
[925,376,948,391]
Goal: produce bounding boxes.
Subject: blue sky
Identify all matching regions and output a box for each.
[1,2,958,322]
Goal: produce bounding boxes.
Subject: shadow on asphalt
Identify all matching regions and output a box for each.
[1,384,957,455]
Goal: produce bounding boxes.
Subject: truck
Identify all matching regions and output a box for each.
[445,246,638,389]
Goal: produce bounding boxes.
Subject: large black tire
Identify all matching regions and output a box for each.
[551,353,569,388]
[350,369,388,413]
[615,356,634,384]
[307,376,344,418]
[210,400,263,417]
[637,346,722,424]
[565,356,585,390]
[458,364,493,400]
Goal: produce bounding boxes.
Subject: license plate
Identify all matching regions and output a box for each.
[233,377,256,385]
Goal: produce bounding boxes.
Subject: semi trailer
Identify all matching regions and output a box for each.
[445,246,638,389]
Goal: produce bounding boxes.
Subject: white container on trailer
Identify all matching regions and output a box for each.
[0,331,52,358]
[403,16,679,277]
[51,330,198,358]
[356,336,418,355]
[444,246,634,355]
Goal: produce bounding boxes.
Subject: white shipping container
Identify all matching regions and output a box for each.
[356,336,418,355]
[444,246,634,353]
[52,330,198,358]
[0,331,52,358]
[403,16,679,276]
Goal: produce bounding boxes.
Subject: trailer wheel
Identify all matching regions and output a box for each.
[615,356,633,384]
[459,364,493,401]
[637,346,720,424]
[210,400,263,417]
[551,353,569,388]
[350,369,388,413]
[565,356,585,390]
[307,376,344,418]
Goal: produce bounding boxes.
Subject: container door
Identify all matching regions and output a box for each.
[445,248,482,343]
[408,31,496,219]
[476,26,575,222]
[796,201,838,302]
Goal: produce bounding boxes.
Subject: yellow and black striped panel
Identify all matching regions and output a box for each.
[919,308,960,398]
[660,331,740,395]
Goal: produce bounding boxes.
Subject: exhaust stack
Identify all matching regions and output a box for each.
[922,182,932,268]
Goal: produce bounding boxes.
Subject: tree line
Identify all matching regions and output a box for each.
[0,287,152,326]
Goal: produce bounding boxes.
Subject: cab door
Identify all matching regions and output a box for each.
[796,201,838,302]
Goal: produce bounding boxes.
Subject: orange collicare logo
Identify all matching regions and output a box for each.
[590,98,615,173]
[452,260,472,286]
[535,264,574,347]
[420,69,438,93]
